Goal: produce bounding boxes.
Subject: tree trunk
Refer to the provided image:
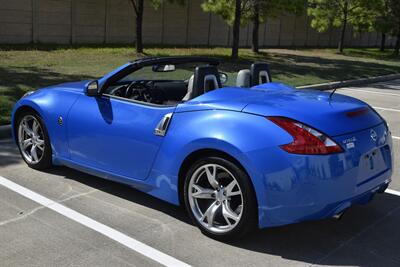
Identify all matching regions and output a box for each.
[380,33,386,52]
[251,1,260,53]
[135,0,144,54]
[394,21,400,56]
[338,1,348,53]
[231,0,241,59]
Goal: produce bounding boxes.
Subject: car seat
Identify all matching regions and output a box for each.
[183,65,222,101]
[236,69,251,88]
[250,63,272,86]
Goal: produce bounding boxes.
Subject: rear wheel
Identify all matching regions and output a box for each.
[183,156,257,240]
[16,111,52,170]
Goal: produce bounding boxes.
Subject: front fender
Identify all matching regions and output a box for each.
[146,109,293,228]
[11,88,81,161]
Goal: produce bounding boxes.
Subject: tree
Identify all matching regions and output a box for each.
[372,0,392,51]
[307,0,376,53]
[247,0,305,53]
[129,0,184,54]
[388,0,400,56]
[368,0,400,55]
[202,0,245,59]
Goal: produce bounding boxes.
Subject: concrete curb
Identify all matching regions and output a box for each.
[0,125,12,139]
[296,73,400,91]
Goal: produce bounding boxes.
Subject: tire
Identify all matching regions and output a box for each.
[183,156,257,241]
[16,111,52,170]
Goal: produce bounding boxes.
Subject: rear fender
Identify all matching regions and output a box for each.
[146,109,293,227]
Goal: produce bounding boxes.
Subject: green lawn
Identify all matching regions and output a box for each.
[1,45,399,125]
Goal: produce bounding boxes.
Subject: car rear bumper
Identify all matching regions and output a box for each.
[247,123,394,228]
[259,171,391,228]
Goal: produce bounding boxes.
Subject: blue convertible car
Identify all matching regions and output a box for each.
[12,56,393,240]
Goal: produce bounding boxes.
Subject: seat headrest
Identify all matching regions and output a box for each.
[182,75,194,101]
[191,65,222,99]
[236,69,251,88]
[250,63,272,86]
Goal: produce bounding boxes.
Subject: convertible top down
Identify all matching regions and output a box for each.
[12,56,393,240]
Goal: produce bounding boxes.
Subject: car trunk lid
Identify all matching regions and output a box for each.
[243,87,383,136]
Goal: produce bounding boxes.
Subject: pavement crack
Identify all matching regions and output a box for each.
[0,188,100,227]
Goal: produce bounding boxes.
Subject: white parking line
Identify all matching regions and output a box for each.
[372,106,400,113]
[386,189,400,197]
[393,136,400,140]
[343,88,400,96]
[0,176,191,267]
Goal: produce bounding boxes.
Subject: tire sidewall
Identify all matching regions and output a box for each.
[16,111,52,170]
[183,156,257,240]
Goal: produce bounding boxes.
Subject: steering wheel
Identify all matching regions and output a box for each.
[108,84,127,97]
[125,81,153,103]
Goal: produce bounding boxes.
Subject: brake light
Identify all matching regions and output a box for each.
[268,117,343,155]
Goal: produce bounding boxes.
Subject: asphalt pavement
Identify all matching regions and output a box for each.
[0,79,399,267]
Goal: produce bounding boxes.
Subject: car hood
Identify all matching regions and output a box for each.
[43,80,90,93]
[176,83,382,136]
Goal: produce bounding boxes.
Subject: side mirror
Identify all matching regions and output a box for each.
[219,72,228,84]
[85,80,99,97]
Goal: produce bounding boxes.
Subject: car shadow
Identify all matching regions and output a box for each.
[44,165,400,266]
[0,139,22,167]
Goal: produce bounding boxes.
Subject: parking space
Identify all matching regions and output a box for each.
[0,80,400,267]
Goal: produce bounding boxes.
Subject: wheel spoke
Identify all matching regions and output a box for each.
[22,120,34,136]
[30,145,39,162]
[201,201,221,226]
[192,184,215,199]
[22,138,32,149]
[36,144,44,151]
[222,201,239,225]
[32,120,39,135]
[205,165,219,189]
[226,180,241,197]
[36,138,44,145]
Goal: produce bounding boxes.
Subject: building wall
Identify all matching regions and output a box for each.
[0,0,396,47]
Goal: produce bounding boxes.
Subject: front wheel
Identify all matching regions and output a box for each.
[16,111,52,170]
[183,156,257,240]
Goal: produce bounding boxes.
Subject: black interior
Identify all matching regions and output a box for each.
[100,57,278,106]
[105,80,188,105]
[104,63,222,105]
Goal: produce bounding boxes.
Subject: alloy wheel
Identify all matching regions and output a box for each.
[188,163,243,234]
[18,115,45,164]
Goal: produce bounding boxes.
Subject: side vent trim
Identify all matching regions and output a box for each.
[154,113,173,137]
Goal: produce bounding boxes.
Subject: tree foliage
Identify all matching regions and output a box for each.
[202,0,244,59]
[202,0,305,55]
[202,0,304,25]
[307,0,377,52]
[371,0,400,54]
[244,0,305,23]
[246,0,305,52]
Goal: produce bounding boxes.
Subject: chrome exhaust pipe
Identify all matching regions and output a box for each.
[332,210,346,220]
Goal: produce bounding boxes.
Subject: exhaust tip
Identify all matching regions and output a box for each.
[332,209,347,220]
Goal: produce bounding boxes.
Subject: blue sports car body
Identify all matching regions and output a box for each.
[12,57,393,237]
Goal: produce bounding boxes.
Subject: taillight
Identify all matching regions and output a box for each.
[268,117,343,155]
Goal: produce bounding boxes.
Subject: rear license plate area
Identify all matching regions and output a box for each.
[357,146,389,186]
